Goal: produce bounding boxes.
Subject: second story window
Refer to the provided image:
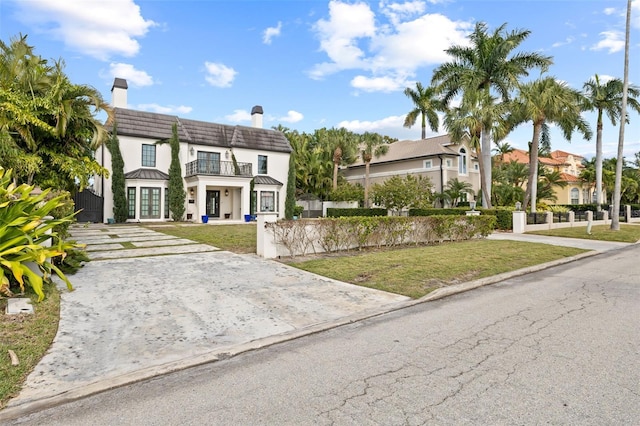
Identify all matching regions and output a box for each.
[459,148,467,175]
[142,144,156,167]
[258,155,268,174]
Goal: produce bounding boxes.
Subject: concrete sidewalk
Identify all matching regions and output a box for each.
[487,231,631,252]
[1,226,633,420]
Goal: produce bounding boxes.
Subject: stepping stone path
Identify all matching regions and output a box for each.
[71,224,220,260]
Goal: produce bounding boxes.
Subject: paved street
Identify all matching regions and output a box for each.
[8,244,639,425]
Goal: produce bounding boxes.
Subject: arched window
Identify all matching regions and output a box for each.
[459,148,467,174]
[570,188,579,204]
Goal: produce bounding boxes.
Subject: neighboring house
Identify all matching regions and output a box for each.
[500,149,592,205]
[94,78,292,223]
[342,135,481,203]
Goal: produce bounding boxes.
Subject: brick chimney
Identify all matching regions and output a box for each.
[111,78,128,108]
[251,105,263,128]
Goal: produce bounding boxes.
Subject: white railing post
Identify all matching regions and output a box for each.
[512,211,526,234]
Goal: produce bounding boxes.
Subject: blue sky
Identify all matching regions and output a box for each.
[1,0,639,161]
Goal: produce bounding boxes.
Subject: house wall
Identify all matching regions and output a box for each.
[97,133,290,223]
[99,135,179,223]
[342,142,481,203]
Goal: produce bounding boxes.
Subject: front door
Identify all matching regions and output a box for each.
[205,190,220,218]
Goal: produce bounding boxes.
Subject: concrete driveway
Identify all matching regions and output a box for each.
[8,225,409,409]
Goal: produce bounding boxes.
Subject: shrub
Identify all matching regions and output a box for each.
[481,208,513,231]
[326,208,387,217]
[267,215,495,257]
[0,168,79,301]
[409,208,468,216]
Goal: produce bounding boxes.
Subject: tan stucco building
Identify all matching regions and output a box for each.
[501,149,593,205]
[342,135,481,202]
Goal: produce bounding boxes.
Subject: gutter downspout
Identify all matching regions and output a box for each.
[437,154,445,194]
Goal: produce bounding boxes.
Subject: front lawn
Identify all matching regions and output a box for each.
[148,223,257,253]
[284,239,587,299]
[527,224,640,243]
[0,283,60,409]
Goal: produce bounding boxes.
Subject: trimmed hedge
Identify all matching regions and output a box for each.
[326,208,387,217]
[267,215,497,257]
[409,208,469,216]
[409,207,513,230]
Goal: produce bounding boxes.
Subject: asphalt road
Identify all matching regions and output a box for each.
[9,245,640,425]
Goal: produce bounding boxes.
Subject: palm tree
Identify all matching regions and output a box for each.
[444,178,473,207]
[582,74,640,208]
[537,169,568,204]
[512,76,592,212]
[360,132,390,207]
[403,82,442,139]
[0,34,112,188]
[612,0,633,230]
[443,91,510,208]
[316,128,358,191]
[493,141,514,163]
[432,21,552,207]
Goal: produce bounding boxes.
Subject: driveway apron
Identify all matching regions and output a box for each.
[9,225,409,407]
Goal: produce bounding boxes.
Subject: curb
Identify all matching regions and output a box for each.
[0,249,604,422]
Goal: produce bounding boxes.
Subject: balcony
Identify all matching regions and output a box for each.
[185,160,252,177]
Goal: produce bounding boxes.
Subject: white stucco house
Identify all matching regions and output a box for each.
[93,78,292,223]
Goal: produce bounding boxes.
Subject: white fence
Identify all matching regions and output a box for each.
[513,205,640,233]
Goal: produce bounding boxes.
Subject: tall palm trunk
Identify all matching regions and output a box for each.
[476,147,491,210]
[481,129,492,208]
[595,110,604,207]
[611,0,631,230]
[332,146,342,190]
[524,121,543,212]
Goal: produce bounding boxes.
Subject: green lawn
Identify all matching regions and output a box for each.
[148,223,257,253]
[285,239,587,299]
[0,283,60,409]
[527,224,640,243]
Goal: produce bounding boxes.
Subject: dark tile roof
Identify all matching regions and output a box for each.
[348,134,464,169]
[124,168,169,180]
[253,175,283,186]
[107,108,292,154]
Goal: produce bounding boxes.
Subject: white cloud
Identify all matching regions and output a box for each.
[106,63,154,87]
[309,1,471,92]
[309,0,376,79]
[278,110,304,123]
[338,115,405,132]
[379,0,426,26]
[603,7,616,15]
[634,0,640,29]
[551,36,575,48]
[591,30,625,53]
[351,75,410,92]
[12,0,156,60]
[263,21,282,44]
[137,104,192,114]
[225,109,251,122]
[204,62,237,88]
